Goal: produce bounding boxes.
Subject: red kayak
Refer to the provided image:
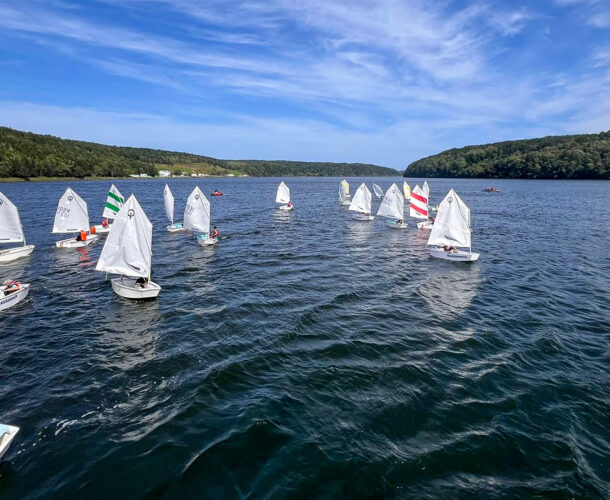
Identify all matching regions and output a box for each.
[211,191,223,196]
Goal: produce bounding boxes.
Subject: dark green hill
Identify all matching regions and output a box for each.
[0,127,397,179]
[405,131,610,179]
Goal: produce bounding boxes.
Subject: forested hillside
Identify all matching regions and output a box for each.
[405,131,610,179]
[0,127,397,179]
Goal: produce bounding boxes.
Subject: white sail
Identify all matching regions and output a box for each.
[101,184,124,219]
[377,183,404,219]
[422,181,430,201]
[339,179,350,202]
[372,183,384,198]
[164,184,174,224]
[52,188,90,233]
[349,183,372,214]
[403,181,411,200]
[0,192,25,243]
[409,184,428,219]
[95,195,152,278]
[183,186,211,233]
[427,189,472,248]
[276,181,290,204]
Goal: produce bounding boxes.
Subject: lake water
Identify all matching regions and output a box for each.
[0,177,608,498]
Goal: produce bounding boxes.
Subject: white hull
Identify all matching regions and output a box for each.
[110,278,161,299]
[0,284,30,312]
[279,205,293,211]
[351,214,374,221]
[0,424,19,460]
[386,220,407,229]
[340,199,351,206]
[429,247,480,262]
[93,224,111,234]
[197,235,218,246]
[167,223,185,232]
[56,234,99,248]
[417,221,434,230]
[0,245,35,263]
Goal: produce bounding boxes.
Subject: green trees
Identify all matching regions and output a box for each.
[0,127,398,179]
[404,131,610,179]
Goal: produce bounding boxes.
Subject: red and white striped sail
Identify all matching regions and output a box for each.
[409,185,428,219]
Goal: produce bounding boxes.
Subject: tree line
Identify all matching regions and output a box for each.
[405,131,610,179]
[0,127,398,179]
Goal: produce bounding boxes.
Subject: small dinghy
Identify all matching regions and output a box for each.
[0,281,30,312]
[276,181,293,211]
[410,184,433,230]
[372,183,384,199]
[0,424,19,460]
[211,190,223,197]
[95,195,161,299]
[377,182,407,229]
[53,188,98,248]
[349,183,374,220]
[428,188,479,262]
[184,187,218,246]
[93,184,124,234]
[483,186,500,192]
[403,181,411,203]
[164,184,186,232]
[0,191,35,263]
[338,179,351,206]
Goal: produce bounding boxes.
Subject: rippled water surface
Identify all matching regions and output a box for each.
[0,177,608,499]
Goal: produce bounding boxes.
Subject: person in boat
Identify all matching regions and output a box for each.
[75,230,87,241]
[397,219,403,224]
[443,246,458,253]
[135,277,149,288]
[3,280,20,295]
[287,201,293,208]
[211,226,220,239]
[102,219,108,228]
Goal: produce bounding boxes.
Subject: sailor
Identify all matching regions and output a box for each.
[211,226,220,239]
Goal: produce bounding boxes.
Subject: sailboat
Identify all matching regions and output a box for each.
[0,424,19,460]
[164,184,185,232]
[0,191,35,263]
[349,183,374,221]
[93,184,124,234]
[276,181,293,211]
[377,183,407,229]
[428,189,479,262]
[95,194,161,299]
[53,188,98,248]
[184,186,217,246]
[0,281,30,312]
[410,184,433,230]
[339,179,351,206]
[372,183,384,199]
[423,180,437,212]
[403,181,411,202]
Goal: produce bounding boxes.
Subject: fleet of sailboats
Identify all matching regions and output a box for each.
[95,194,161,298]
[377,183,407,229]
[276,181,293,210]
[0,191,35,263]
[52,188,98,248]
[339,179,351,206]
[164,184,186,232]
[427,189,479,261]
[183,186,217,246]
[349,183,374,220]
[1,178,481,315]
[93,184,124,234]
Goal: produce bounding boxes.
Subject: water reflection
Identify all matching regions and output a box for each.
[418,265,481,320]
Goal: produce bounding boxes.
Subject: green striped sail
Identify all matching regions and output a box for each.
[102,185,124,219]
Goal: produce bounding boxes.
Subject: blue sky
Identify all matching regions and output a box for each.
[1,0,609,169]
